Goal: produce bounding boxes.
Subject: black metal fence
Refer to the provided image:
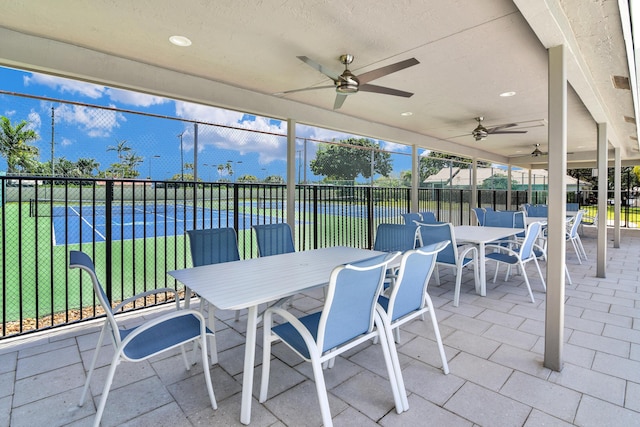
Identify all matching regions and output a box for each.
[2,175,625,339]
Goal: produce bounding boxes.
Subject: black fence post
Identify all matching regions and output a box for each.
[105,180,113,303]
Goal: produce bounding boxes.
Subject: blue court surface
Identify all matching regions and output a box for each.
[53,204,269,246]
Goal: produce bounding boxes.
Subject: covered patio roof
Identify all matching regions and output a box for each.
[0,1,638,168]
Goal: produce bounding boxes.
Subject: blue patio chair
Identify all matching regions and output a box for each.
[416,222,479,307]
[566,203,579,212]
[69,250,217,427]
[374,223,421,285]
[485,221,546,303]
[259,252,405,426]
[188,227,242,325]
[401,212,422,225]
[377,241,451,382]
[484,207,494,212]
[253,223,295,257]
[471,207,485,226]
[373,223,421,252]
[419,211,438,223]
[566,210,587,263]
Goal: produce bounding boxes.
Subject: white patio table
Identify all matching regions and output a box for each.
[453,225,524,296]
[168,246,385,425]
[525,210,578,225]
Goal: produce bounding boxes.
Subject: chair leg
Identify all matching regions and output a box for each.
[425,294,449,375]
[310,358,334,427]
[79,322,108,406]
[199,335,217,410]
[570,239,583,264]
[434,265,441,286]
[376,317,406,413]
[492,262,500,284]
[93,352,121,427]
[259,315,274,403]
[520,262,535,303]
[565,264,572,285]
[533,258,546,291]
[453,265,464,307]
[576,237,588,260]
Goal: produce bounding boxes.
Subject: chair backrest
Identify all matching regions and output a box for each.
[471,207,485,226]
[252,223,295,257]
[484,210,517,228]
[528,205,548,217]
[318,252,399,352]
[568,210,584,238]
[419,211,438,223]
[415,222,458,265]
[187,227,240,266]
[519,221,543,259]
[483,207,494,212]
[69,250,121,345]
[385,241,449,322]
[373,223,420,252]
[401,212,422,225]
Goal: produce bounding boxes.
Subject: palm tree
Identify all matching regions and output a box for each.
[106,139,131,177]
[76,157,100,177]
[122,151,143,178]
[0,116,40,174]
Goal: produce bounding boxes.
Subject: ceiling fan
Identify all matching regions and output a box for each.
[471,116,528,141]
[509,144,550,158]
[277,54,419,109]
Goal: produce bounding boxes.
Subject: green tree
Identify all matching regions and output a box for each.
[121,152,143,178]
[264,175,284,184]
[0,116,40,173]
[309,138,392,181]
[237,174,258,183]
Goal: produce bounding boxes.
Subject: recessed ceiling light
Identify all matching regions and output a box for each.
[400,111,413,116]
[499,91,516,97]
[169,35,192,47]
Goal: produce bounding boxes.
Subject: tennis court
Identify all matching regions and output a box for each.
[48,203,270,245]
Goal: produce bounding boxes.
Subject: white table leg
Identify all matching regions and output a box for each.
[208,306,218,365]
[240,305,259,425]
[478,243,487,296]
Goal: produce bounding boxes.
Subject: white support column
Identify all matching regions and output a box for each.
[286,119,296,232]
[614,147,621,248]
[507,166,512,210]
[411,145,419,212]
[597,123,608,277]
[471,158,478,209]
[528,169,533,204]
[544,45,567,372]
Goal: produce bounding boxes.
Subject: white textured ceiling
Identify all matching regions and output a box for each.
[0,0,637,167]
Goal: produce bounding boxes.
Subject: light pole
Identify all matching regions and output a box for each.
[177,131,185,181]
[148,155,160,180]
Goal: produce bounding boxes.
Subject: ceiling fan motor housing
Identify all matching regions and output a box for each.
[336,70,359,93]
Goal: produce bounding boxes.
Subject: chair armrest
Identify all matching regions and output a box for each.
[458,245,478,259]
[484,244,519,257]
[263,307,318,353]
[113,287,179,313]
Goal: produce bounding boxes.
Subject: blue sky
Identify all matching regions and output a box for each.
[0,66,414,182]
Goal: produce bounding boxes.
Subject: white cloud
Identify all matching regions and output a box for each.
[54,104,126,138]
[26,110,42,133]
[23,73,105,99]
[175,101,288,164]
[105,88,168,107]
[3,109,16,117]
[60,137,73,147]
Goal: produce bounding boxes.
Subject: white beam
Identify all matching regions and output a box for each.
[614,147,621,248]
[597,123,608,277]
[544,45,567,372]
[286,119,296,231]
